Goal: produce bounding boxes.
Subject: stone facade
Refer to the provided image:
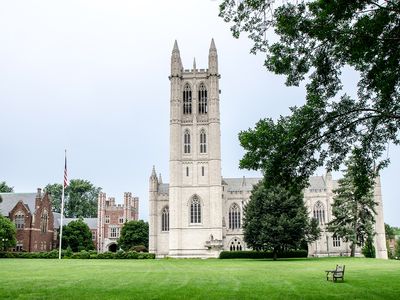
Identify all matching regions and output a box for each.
[148,40,388,259]
[0,189,55,252]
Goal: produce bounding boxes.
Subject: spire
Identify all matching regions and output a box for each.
[172,40,180,53]
[210,38,216,51]
[193,57,196,70]
[208,38,218,75]
[150,165,157,179]
[158,173,163,184]
[171,40,182,77]
[242,176,247,187]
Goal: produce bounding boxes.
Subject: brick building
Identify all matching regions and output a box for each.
[97,192,139,252]
[0,189,55,252]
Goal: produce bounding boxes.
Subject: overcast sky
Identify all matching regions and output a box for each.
[1,1,399,226]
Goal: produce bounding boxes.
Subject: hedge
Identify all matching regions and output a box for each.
[0,250,155,259]
[219,250,308,259]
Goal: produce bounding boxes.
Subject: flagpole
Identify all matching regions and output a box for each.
[58,150,67,260]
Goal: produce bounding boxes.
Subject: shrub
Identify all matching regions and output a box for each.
[219,250,307,259]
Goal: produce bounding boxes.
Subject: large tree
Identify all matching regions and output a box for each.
[327,150,377,257]
[45,179,101,218]
[220,0,400,188]
[243,180,319,260]
[0,181,13,193]
[0,215,17,251]
[118,220,149,251]
[61,218,94,252]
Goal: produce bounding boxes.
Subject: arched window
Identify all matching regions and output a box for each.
[313,201,325,224]
[161,207,169,232]
[200,130,207,153]
[198,83,207,114]
[229,238,243,251]
[184,130,191,154]
[183,83,192,114]
[14,212,25,229]
[190,195,201,224]
[229,203,241,229]
[41,210,48,233]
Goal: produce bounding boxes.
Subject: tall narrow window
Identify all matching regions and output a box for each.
[190,196,201,224]
[161,207,169,232]
[183,83,192,114]
[184,130,191,154]
[229,203,241,229]
[14,213,25,229]
[40,210,48,233]
[200,130,207,153]
[333,235,341,247]
[186,166,189,177]
[313,201,325,224]
[201,166,205,176]
[198,83,208,114]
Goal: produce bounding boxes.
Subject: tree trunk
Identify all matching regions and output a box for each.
[350,242,356,257]
[273,249,278,261]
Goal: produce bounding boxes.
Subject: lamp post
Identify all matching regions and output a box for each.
[2,238,8,251]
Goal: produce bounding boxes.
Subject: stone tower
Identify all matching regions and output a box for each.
[168,39,223,257]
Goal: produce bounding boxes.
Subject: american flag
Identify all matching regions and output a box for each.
[64,151,69,189]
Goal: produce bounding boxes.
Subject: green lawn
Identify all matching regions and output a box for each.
[0,257,399,299]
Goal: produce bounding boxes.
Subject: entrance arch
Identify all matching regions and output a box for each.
[108,243,118,252]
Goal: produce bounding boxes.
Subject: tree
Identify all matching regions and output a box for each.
[118,220,149,251]
[0,215,17,251]
[220,0,400,188]
[243,180,319,260]
[395,239,400,259]
[45,179,101,217]
[0,181,13,193]
[44,183,63,213]
[327,150,377,257]
[385,223,396,240]
[61,218,94,252]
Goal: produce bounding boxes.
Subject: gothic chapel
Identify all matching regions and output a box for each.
[148,40,387,258]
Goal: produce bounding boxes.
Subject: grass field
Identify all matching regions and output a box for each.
[0,257,399,299]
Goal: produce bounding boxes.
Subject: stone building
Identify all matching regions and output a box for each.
[0,189,55,252]
[148,40,388,259]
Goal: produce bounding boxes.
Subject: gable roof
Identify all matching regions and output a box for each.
[0,193,37,215]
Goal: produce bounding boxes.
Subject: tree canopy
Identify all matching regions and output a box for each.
[0,181,14,193]
[220,0,400,188]
[61,218,94,252]
[243,180,319,259]
[0,215,16,251]
[45,179,101,218]
[327,150,377,257]
[118,220,149,251]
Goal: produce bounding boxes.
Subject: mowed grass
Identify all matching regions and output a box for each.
[0,257,399,299]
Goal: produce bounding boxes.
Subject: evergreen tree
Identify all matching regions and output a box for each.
[328,149,377,257]
[243,180,319,260]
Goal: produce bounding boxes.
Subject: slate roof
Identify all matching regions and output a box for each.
[158,183,169,194]
[0,193,37,215]
[58,218,98,229]
[222,177,261,192]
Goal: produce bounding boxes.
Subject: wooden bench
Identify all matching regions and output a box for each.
[325,265,345,282]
